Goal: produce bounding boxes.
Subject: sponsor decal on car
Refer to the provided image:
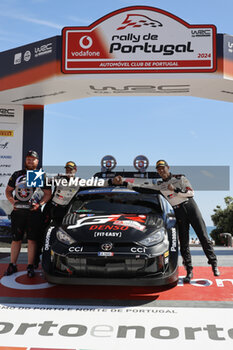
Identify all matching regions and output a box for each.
[131,247,146,253]
[44,227,54,251]
[68,214,147,230]
[94,231,122,237]
[90,225,128,231]
[114,220,145,231]
[68,246,83,252]
[171,227,177,252]
[98,252,114,257]
[123,215,146,222]
[68,215,120,229]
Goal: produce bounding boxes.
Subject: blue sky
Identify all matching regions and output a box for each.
[1,0,233,225]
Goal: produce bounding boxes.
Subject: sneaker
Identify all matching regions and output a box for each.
[183,268,193,283]
[4,263,17,276]
[27,264,35,278]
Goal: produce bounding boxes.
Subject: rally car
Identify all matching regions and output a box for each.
[0,207,11,242]
[42,156,179,286]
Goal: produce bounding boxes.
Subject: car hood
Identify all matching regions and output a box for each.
[0,216,11,226]
[63,213,164,242]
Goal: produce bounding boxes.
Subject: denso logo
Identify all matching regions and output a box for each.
[34,43,52,57]
[91,225,128,231]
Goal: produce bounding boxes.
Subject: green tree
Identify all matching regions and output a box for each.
[210,196,233,245]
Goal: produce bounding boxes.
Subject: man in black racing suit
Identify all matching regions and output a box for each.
[113,159,220,283]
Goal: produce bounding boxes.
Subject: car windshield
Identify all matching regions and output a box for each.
[70,192,162,215]
[0,208,6,216]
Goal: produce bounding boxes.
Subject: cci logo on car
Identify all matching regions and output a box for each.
[131,247,145,253]
[68,246,83,252]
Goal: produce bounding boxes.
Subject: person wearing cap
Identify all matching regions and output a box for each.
[47,160,78,224]
[4,150,51,277]
[155,160,219,282]
[33,161,78,266]
[113,160,220,282]
[41,161,78,229]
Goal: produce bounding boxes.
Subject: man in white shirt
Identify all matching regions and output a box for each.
[113,159,220,282]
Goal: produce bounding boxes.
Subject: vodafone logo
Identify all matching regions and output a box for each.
[79,35,93,49]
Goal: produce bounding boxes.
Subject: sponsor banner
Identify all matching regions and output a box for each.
[0,105,23,201]
[0,37,58,80]
[62,6,216,74]
[0,130,14,137]
[0,265,232,301]
[223,34,233,81]
[0,304,232,349]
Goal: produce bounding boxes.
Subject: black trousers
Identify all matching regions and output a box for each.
[174,198,217,269]
[34,202,69,263]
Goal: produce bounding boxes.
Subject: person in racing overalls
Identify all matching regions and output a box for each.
[34,161,78,267]
[113,159,220,283]
[4,150,51,277]
[46,161,78,225]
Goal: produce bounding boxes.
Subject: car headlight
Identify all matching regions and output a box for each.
[56,228,76,245]
[139,228,166,246]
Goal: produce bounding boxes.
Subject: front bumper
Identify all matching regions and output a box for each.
[43,246,178,286]
[44,265,178,286]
